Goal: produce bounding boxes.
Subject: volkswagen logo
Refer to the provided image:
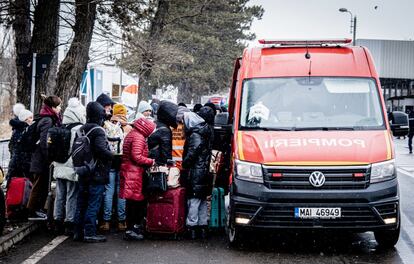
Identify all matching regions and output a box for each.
[309,171,325,188]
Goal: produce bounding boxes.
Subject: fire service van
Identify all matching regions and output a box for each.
[214,39,408,248]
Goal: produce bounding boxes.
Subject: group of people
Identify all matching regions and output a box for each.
[7,93,224,243]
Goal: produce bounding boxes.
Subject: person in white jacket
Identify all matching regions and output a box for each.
[53,98,86,235]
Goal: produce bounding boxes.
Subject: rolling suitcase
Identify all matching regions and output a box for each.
[146,187,186,236]
[6,177,32,219]
[209,187,226,228]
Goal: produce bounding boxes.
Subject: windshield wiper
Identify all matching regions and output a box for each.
[241,127,293,131]
[293,127,355,131]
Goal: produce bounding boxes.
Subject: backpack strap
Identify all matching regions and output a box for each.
[85,126,105,137]
[66,122,83,130]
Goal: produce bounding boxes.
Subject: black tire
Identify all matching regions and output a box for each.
[0,189,6,235]
[226,212,246,248]
[374,224,400,249]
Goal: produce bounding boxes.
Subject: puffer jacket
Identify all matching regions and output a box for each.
[79,102,113,185]
[53,103,86,182]
[7,122,31,179]
[30,105,62,174]
[120,118,155,201]
[8,117,27,156]
[148,101,178,165]
[182,112,213,199]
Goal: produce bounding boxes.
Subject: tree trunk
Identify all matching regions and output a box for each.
[55,0,97,107]
[177,80,193,104]
[11,0,31,108]
[30,0,59,113]
[138,0,169,102]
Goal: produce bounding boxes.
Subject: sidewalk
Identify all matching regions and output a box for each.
[0,222,38,254]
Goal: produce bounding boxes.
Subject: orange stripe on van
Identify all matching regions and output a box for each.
[237,131,245,160]
[384,130,392,160]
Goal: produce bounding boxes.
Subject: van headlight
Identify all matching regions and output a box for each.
[370,159,396,183]
[235,160,263,183]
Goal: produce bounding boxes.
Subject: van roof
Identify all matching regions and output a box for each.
[241,46,375,79]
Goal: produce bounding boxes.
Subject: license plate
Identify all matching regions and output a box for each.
[294,207,341,219]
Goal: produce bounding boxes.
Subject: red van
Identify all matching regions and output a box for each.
[216,39,406,248]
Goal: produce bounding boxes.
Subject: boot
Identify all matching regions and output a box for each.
[64,222,75,237]
[54,220,65,236]
[200,226,209,239]
[187,226,198,240]
[99,221,110,232]
[118,221,127,232]
[124,225,144,241]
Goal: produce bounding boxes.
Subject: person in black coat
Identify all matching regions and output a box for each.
[8,103,26,156]
[148,101,178,165]
[7,109,33,181]
[27,95,62,221]
[74,101,113,243]
[182,107,214,239]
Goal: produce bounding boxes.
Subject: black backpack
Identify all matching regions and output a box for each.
[71,126,105,177]
[19,117,45,153]
[47,123,82,163]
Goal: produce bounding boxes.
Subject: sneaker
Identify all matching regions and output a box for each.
[123,230,144,241]
[118,221,127,232]
[99,221,110,232]
[200,226,209,239]
[410,151,412,154]
[28,211,48,221]
[64,222,75,237]
[84,235,107,243]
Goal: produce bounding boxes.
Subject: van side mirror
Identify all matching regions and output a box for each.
[389,111,409,137]
[214,112,229,126]
[213,112,232,151]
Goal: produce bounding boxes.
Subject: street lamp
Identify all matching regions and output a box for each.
[339,8,357,46]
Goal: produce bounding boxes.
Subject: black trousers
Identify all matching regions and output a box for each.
[409,133,414,152]
[126,199,146,230]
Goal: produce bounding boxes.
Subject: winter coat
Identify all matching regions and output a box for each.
[53,100,86,182]
[8,117,27,156]
[80,102,113,185]
[148,101,178,165]
[120,118,155,201]
[182,112,213,199]
[409,112,414,134]
[30,105,62,174]
[7,122,31,179]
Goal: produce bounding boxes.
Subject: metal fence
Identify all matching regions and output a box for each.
[0,139,10,172]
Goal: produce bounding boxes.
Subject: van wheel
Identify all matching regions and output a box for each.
[227,223,244,247]
[374,224,400,249]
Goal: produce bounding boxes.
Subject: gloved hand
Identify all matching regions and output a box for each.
[74,159,96,177]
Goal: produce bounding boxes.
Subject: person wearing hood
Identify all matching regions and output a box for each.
[172,106,190,170]
[135,101,153,120]
[100,103,131,232]
[182,108,214,239]
[53,98,86,236]
[96,93,115,120]
[74,102,114,243]
[148,101,178,165]
[27,95,62,221]
[7,108,33,181]
[120,117,155,240]
[8,103,27,156]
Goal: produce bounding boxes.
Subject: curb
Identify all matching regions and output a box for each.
[0,222,39,254]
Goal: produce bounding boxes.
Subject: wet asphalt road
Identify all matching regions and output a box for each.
[2,138,414,264]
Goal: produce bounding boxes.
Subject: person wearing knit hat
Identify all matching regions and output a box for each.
[139,100,152,116]
[101,103,130,232]
[53,97,86,235]
[9,103,28,156]
[18,109,34,124]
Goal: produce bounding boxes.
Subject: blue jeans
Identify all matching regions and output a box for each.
[75,183,105,237]
[54,179,79,223]
[103,170,126,221]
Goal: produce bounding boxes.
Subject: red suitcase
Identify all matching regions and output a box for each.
[146,187,186,235]
[6,177,32,219]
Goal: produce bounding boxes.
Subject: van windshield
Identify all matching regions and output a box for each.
[239,77,385,130]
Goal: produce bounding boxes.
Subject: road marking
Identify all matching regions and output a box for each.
[21,235,68,264]
[398,168,414,179]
